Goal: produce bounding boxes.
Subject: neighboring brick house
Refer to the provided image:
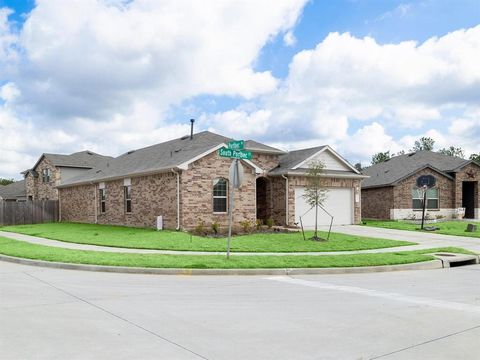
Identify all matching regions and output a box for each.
[58,131,366,230]
[22,151,112,201]
[361,151,480,220]
[0,180,27,201]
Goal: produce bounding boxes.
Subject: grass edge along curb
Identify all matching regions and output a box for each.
[0,253,444,275]
[0,236,474,270]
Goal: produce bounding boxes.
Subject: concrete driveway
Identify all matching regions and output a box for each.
[329,225,480,253]
[2,261,480,359]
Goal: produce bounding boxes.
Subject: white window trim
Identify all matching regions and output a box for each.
[213,178,228,214]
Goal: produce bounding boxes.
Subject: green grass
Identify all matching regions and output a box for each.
[363,219,480,238]
[0,222,415,252]
[0,236,472,269]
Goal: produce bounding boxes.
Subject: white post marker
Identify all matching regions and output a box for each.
[227,159,243,258]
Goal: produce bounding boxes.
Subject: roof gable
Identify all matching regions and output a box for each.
[292,146,357,172]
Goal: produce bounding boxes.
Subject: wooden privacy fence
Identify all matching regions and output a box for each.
[0,200,59,226]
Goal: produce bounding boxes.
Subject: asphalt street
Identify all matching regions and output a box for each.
[2,261,480,359]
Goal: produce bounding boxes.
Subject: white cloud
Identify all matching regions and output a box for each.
[204,25,480,163]
[0,0,308,178]
[283,30,296,46]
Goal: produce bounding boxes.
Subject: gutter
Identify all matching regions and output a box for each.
[171,169,181,230]
[93,183,97,224]
[281,174,289,226]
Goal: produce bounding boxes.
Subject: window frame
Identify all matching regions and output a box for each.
[99,188,106,214]
[412,187,439,210]
[212,178,228,214]
[124,185,132,214]
[42,168,51,183]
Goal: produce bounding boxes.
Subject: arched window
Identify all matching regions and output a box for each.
[213,178,228,213]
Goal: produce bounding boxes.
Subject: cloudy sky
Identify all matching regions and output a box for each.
[0,0,479,179]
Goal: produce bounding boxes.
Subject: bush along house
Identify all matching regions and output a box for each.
[361,151,480,221]
[57,130,366,231]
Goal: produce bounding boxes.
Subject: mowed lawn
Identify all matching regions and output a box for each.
[363,219,480,238]
[0,222,415,252]
[0,236,472,269]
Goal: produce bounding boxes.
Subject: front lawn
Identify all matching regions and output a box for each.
[0,222,415,252]
[363,219,480,238]
[0,236,472,269]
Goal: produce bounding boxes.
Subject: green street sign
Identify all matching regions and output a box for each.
[227,140,244,150]
[218,147,252,160]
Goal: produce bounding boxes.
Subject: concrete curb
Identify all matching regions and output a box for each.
[0,254,443,275]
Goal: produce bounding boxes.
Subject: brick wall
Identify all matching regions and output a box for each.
[60,184,96,223]
[394,168,454,210]
[361,187,394,219]
[251,153,279,172]
[454,163,480,209]
[181,152,257,231]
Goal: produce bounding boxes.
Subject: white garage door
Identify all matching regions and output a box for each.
[295,187,353,228]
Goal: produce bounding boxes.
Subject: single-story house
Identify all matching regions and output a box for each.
[22,151,112,201]
[57,131,366,230]
[361,151,480,220]
[0,180,27,202]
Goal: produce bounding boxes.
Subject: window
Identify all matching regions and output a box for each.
[213,178,228,213]
[99,189,106,213]
[412,188,439,210]
[42,169,50,183]
[124,186,132,213]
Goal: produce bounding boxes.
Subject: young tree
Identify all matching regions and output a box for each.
[438,146,465,158]
[410,137,435,152]
[0,178,14,186]
[302,160,329,241]
[371,151,391,165]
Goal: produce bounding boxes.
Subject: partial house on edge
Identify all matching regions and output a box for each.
[361,151,480,220]
[0,180,27,201]
[22,151,113,201]
[57,131,366,230]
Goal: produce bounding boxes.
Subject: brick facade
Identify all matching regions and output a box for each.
[362,164,480,220]
[59,151,362,229]
[361,187,394,219]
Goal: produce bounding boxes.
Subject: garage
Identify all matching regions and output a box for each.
[294,187,353,228]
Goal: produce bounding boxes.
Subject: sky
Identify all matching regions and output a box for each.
[0,0,479,180]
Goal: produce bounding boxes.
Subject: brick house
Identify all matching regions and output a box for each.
[22,151,112,201]
[0,180,27,201]
[58,131,365,230]
[361,151,480,220]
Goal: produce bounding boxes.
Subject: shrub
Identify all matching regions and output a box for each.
[239,220,252,233]
[255,219,263,230]
[266,218,274,228]
[211,221,220,235]
[194,220,206,235]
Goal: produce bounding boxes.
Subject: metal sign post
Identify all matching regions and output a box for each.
[226,159,243,259]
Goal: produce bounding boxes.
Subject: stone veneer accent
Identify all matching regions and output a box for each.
[26,157,61,200]
[454,163,479,209]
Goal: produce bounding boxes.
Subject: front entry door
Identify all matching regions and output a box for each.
[462,182,475,219]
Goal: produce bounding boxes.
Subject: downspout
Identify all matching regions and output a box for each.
[171,169,181,230]
[282,174,289,226]
[93,183,98,224]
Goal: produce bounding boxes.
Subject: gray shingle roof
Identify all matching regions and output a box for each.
[0,180,26,200]
[244,140,286,154]
[60,131,232,186]
[362,151,473,188]
[268,146,326,175]
[44,151,113,169]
